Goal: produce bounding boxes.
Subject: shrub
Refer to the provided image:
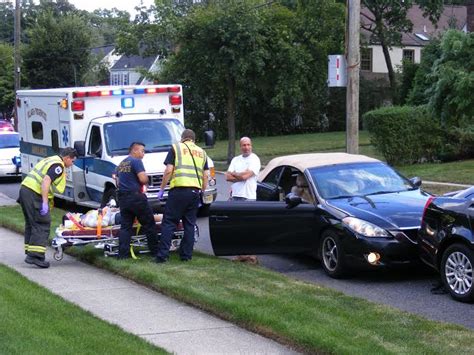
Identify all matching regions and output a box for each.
[363,105,443,165]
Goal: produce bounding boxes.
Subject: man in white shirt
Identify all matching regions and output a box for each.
[225,136,261,201]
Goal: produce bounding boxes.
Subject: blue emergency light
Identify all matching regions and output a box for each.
[12,155,21,168]
[121,97,134,109]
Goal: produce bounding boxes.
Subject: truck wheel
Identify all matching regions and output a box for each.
[441,244,474,303]
[101,187,118,208]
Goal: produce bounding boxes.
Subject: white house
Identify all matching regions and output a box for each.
[360,4,470,77]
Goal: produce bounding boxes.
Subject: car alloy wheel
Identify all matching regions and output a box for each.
[320,230,346,278]
[441,244,474,303]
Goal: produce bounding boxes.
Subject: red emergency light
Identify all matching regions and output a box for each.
[71,100,85,111]
[169,95,182,106]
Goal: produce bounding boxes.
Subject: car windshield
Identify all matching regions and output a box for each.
[104,119,184,155]
[0,133,19,148]
[309,162,414,200]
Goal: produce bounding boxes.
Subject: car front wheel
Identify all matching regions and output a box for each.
[441,244,474,303]
[320,230,347,278]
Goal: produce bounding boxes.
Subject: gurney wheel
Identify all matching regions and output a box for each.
[53,248,63,261]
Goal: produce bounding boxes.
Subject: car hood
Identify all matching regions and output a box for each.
[326,190,430,229]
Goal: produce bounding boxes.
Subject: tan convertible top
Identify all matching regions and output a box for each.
[258,153,381,180]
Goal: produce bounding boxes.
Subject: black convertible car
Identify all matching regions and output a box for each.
[209,153,432,278]
[418,186,474,302]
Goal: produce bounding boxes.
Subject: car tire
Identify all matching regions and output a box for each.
[320,230,347,278]
[440,244,474,303]
[101,187,118,208]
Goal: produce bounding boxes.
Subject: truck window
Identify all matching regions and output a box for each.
[88,125,102,157]
[32,122,43,140]
[51,130,59,153]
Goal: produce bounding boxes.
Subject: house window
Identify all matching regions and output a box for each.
[361,48,372,71]
[403,49,415,63]
[111,72,129,86]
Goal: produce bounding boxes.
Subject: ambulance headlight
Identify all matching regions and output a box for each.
[121,97,134,109]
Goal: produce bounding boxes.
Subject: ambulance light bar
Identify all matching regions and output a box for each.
[72,86,181,99]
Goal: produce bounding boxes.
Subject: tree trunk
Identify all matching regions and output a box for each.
[381,42,397,102]
[226,76,236,164]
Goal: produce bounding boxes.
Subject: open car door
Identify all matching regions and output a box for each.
[209,200,318,256]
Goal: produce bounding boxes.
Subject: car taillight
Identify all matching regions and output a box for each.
[422,196,435,220]
[72,100,85,111]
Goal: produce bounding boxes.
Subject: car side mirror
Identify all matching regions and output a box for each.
[409,176,422,188]
[74,141,85,157]
[285,192,302,209]
[204,130,215,148]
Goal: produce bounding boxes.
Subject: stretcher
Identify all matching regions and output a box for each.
[51,210,198,261]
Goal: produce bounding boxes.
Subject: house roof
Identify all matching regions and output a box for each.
[91,45,115,58]
[110,53,157,71]
[362,5,467,47]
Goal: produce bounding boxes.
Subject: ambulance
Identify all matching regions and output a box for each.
[16,85,217,210]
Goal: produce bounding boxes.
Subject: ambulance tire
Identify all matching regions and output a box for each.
[101,187,118,208]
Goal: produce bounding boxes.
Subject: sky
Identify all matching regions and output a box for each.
[68,0,155,15]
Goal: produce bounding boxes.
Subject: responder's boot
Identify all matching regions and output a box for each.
[25,255,50,268]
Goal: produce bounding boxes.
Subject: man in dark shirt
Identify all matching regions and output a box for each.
[116,142,158,259]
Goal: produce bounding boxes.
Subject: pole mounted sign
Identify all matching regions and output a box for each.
[327,55,347,87]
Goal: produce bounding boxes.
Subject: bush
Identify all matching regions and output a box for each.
[363,106,443,165]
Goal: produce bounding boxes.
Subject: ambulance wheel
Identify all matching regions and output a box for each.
[101,187,118,208]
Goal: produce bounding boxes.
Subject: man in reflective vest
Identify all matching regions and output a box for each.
[19,147,77,268]
[156,129,209,262]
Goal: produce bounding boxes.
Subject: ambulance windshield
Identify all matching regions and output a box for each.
[104,119,184,156]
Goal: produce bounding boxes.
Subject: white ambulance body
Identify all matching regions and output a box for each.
[17,85,216,210]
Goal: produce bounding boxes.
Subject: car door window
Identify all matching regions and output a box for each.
[262,167,284,189]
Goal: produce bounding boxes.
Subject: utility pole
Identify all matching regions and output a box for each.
[346,0,360,154]
[14,0,21,131]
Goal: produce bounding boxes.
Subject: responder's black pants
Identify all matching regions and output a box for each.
[157,187,200,261]
[19,186,50,259]
[117,192,158,258]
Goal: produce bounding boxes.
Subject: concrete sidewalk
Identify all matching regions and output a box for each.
[0,197,298,354]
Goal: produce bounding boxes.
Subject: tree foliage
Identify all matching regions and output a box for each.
[0,43,15,117]
[156,0,344,161]
[23,11,92,88]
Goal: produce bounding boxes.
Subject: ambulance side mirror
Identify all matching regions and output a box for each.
[204,130,215,148]
[74,141,86,157]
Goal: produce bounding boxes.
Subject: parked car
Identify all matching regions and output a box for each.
[209,153,432,278]
[0,120,14,132]
[418,187,474,302]
[0,131,21,177]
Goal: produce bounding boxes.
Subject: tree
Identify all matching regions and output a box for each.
[23,11,92,88]
[0,43,15,117]
[361,1,444,98]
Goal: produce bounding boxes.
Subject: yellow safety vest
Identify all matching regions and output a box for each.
[170,142,206,189]
[22,155,66,200]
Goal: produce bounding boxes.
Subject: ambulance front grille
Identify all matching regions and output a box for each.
[148,174,163,189]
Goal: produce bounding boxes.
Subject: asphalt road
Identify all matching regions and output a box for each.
[1,173,472,330]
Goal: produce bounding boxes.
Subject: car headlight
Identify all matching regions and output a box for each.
[342,217,390,238]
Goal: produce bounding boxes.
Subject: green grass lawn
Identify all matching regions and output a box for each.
[0,264,167,355]
[1,205,474,354]
[209,131,473,186]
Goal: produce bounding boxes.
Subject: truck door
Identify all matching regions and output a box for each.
[84,125,106,203]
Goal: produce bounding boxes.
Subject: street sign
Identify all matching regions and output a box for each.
[328,55,347,87]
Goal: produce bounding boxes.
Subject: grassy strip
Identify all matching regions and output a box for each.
[0,264,167,354]
[1,205,473,354]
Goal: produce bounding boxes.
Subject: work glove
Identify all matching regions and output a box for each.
[157,189,165,200]
[40,202,49,216]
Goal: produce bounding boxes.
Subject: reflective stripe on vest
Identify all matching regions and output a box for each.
[170,142,206,189]
[21,156,66,199]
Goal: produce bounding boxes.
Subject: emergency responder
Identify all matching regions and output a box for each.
[19,147,78,268]
[156,129,208,262]
[116,142,158,259]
